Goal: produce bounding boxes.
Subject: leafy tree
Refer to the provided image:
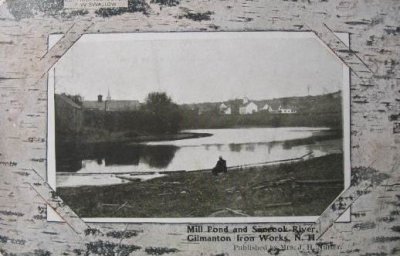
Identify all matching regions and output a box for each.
[143,92,183,134]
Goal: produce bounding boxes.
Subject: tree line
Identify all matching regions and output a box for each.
[63,91,342,138]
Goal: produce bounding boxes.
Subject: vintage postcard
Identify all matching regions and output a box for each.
[48,32,350,223]
[0,1,398,255]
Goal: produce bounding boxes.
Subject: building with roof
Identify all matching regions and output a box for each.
[55,94,83,133]
[219,103,232,115]
[278,106,297,114]
[82,92,140,112]
[261,103,272,112]
[239,101,258,115]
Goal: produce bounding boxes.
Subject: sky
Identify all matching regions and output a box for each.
[51,32,345,104]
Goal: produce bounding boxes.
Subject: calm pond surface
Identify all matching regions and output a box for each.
[56,127,342,187]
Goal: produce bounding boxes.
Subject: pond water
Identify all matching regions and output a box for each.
[56,127,342,187]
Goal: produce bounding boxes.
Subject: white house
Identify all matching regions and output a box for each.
[239,102,258,114]
[219,103,232,115]
[261,103,271,112]
[279,106,297,114]
[223,107,232,115]
[219,103,227,112]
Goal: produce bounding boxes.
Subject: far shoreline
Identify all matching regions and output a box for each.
[57,126,341,146]
[57,131,213,145]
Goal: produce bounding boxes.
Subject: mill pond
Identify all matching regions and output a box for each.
[56,127,342,188]
[54,92,345,217]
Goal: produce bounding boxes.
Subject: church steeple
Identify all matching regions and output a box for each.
[106,88,111,101]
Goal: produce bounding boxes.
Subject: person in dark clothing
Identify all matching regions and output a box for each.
[212,156,227,175]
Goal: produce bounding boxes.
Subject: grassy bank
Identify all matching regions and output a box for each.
[58,154,344,218]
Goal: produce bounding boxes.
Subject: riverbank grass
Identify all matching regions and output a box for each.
[58,153,344,218]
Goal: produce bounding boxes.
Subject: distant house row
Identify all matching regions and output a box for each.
[219,97,297,115]
[56,92,300,134]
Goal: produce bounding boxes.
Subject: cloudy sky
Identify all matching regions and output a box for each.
[51,32,345,104]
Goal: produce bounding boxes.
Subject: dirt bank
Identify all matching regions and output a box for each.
[58,154,344,218]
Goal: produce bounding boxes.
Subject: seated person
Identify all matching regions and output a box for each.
[212,156,227,175]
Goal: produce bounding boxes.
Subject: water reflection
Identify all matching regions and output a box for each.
[245,144,255,152]
[56,143,178,172]
[229,143,242,152]
[141,146,179,168]
[56,127,342,176]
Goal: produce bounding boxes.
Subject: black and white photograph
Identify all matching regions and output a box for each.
[2,0,399,255]
[48,32,349,220]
